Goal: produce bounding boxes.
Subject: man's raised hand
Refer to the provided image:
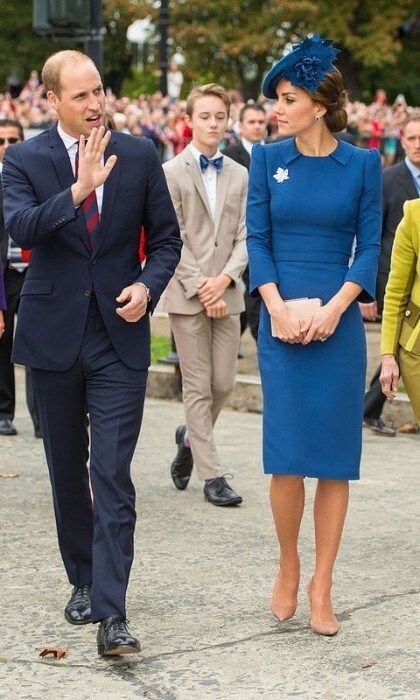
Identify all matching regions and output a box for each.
[71,126,117,206]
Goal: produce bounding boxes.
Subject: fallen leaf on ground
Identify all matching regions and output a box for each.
[397,423,419,434]
[361,660,376,669]
[0,473,19,478]
[36,644,69,660]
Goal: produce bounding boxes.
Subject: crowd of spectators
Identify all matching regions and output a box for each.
[0,72,418,167]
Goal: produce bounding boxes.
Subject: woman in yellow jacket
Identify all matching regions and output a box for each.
[380,198,420,422]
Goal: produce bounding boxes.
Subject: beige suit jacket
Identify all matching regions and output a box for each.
[162,146,248,315]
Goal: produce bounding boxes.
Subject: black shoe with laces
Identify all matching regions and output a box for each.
[203,476,243,506]
[64,585,92,625]
[170,425,194,490]
[97,615,141,656]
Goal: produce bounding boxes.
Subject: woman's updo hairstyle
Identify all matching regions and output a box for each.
[308,68,348,133]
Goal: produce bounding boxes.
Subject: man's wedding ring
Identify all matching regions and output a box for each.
[320,337,327,342]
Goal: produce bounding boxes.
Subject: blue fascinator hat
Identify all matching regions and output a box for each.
[262,34,340,98]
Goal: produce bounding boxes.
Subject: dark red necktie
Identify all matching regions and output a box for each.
[75,148,100,250]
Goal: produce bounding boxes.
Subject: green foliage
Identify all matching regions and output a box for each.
[150,334,171,365]
[0,1,417,101]
[133,0,417,100]
[121,66,159,98]
[0,0,66,89]
[362,35,420,105]
[0,0,146,94]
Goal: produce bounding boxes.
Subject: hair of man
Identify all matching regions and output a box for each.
[402,115,420,133]
[186,84,231,119]
[0,118,24,141]
[42,50,97,98]
[239,103,266,122]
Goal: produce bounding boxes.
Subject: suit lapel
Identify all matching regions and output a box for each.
[91,133,120,260]
[48,125,76,191]
[48,126,91,253]
[214,157,231,238]
[183,149,213,220]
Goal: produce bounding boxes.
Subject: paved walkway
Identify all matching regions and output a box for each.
[0,368,418,699]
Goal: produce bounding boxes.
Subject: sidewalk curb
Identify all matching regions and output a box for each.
[147,365,416,426]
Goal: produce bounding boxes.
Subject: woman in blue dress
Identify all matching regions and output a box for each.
[247,36,382,636]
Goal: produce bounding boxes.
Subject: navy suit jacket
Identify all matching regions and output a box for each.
[223,142,251,170]
[379,160,418,277]
[2,126,181,370]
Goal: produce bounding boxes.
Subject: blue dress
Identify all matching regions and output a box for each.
[246,138,382,480]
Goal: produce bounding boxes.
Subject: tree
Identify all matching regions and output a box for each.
[132,0,417,101]
[0,1,417,102]
[0,0,65,91]
[0,1,148,95]
[102,0,142,95]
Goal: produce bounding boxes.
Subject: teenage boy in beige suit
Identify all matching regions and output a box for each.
[163,84,248,506]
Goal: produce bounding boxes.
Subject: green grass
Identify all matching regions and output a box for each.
[150,334,171,365]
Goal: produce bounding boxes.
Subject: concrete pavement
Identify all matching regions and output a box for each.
[0,368,419,699]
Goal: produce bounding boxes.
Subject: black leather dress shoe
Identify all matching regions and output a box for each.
[204,476,243,506]
[364,417,396,437]
[0,419,17,436]
[170,425,194,490]
[64,585,92,625]
[97,615,141,656]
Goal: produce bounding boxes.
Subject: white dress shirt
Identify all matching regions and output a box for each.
[57,122,104,214]
[188,142,223,219]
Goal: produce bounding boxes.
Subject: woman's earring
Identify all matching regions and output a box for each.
[314,115,321,123]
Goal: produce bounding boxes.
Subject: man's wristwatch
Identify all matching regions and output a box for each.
[134,281,151,302]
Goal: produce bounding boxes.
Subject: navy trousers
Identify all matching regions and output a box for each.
[31,297,147,622]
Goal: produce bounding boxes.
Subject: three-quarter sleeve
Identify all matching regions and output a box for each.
[246,144,278,296]
[344,148,382,301]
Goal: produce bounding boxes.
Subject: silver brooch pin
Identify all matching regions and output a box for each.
[273,167,289,183]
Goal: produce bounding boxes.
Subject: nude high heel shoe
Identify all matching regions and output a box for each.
[269,569,298,622]
[307,579,339,636]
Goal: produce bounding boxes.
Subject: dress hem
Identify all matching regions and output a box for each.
[264,471,359,481]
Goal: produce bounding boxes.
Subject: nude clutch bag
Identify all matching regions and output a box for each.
[271,297,322,338]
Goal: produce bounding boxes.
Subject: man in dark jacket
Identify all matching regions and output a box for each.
[0,118,40,437]
[3,50,181,656]
[362,116,420,435]
[223,104,267,341]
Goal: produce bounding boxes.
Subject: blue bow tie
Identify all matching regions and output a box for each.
[199,154,223,173]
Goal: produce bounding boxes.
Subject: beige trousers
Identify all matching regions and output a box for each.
[169,312,240,480]
[399,347,420,424]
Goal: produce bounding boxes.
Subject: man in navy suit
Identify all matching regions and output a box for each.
[2,50,181,657]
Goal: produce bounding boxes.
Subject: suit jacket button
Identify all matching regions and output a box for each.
[405,309,411,317]
[85,289,91,297]
[215,241,218,247]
